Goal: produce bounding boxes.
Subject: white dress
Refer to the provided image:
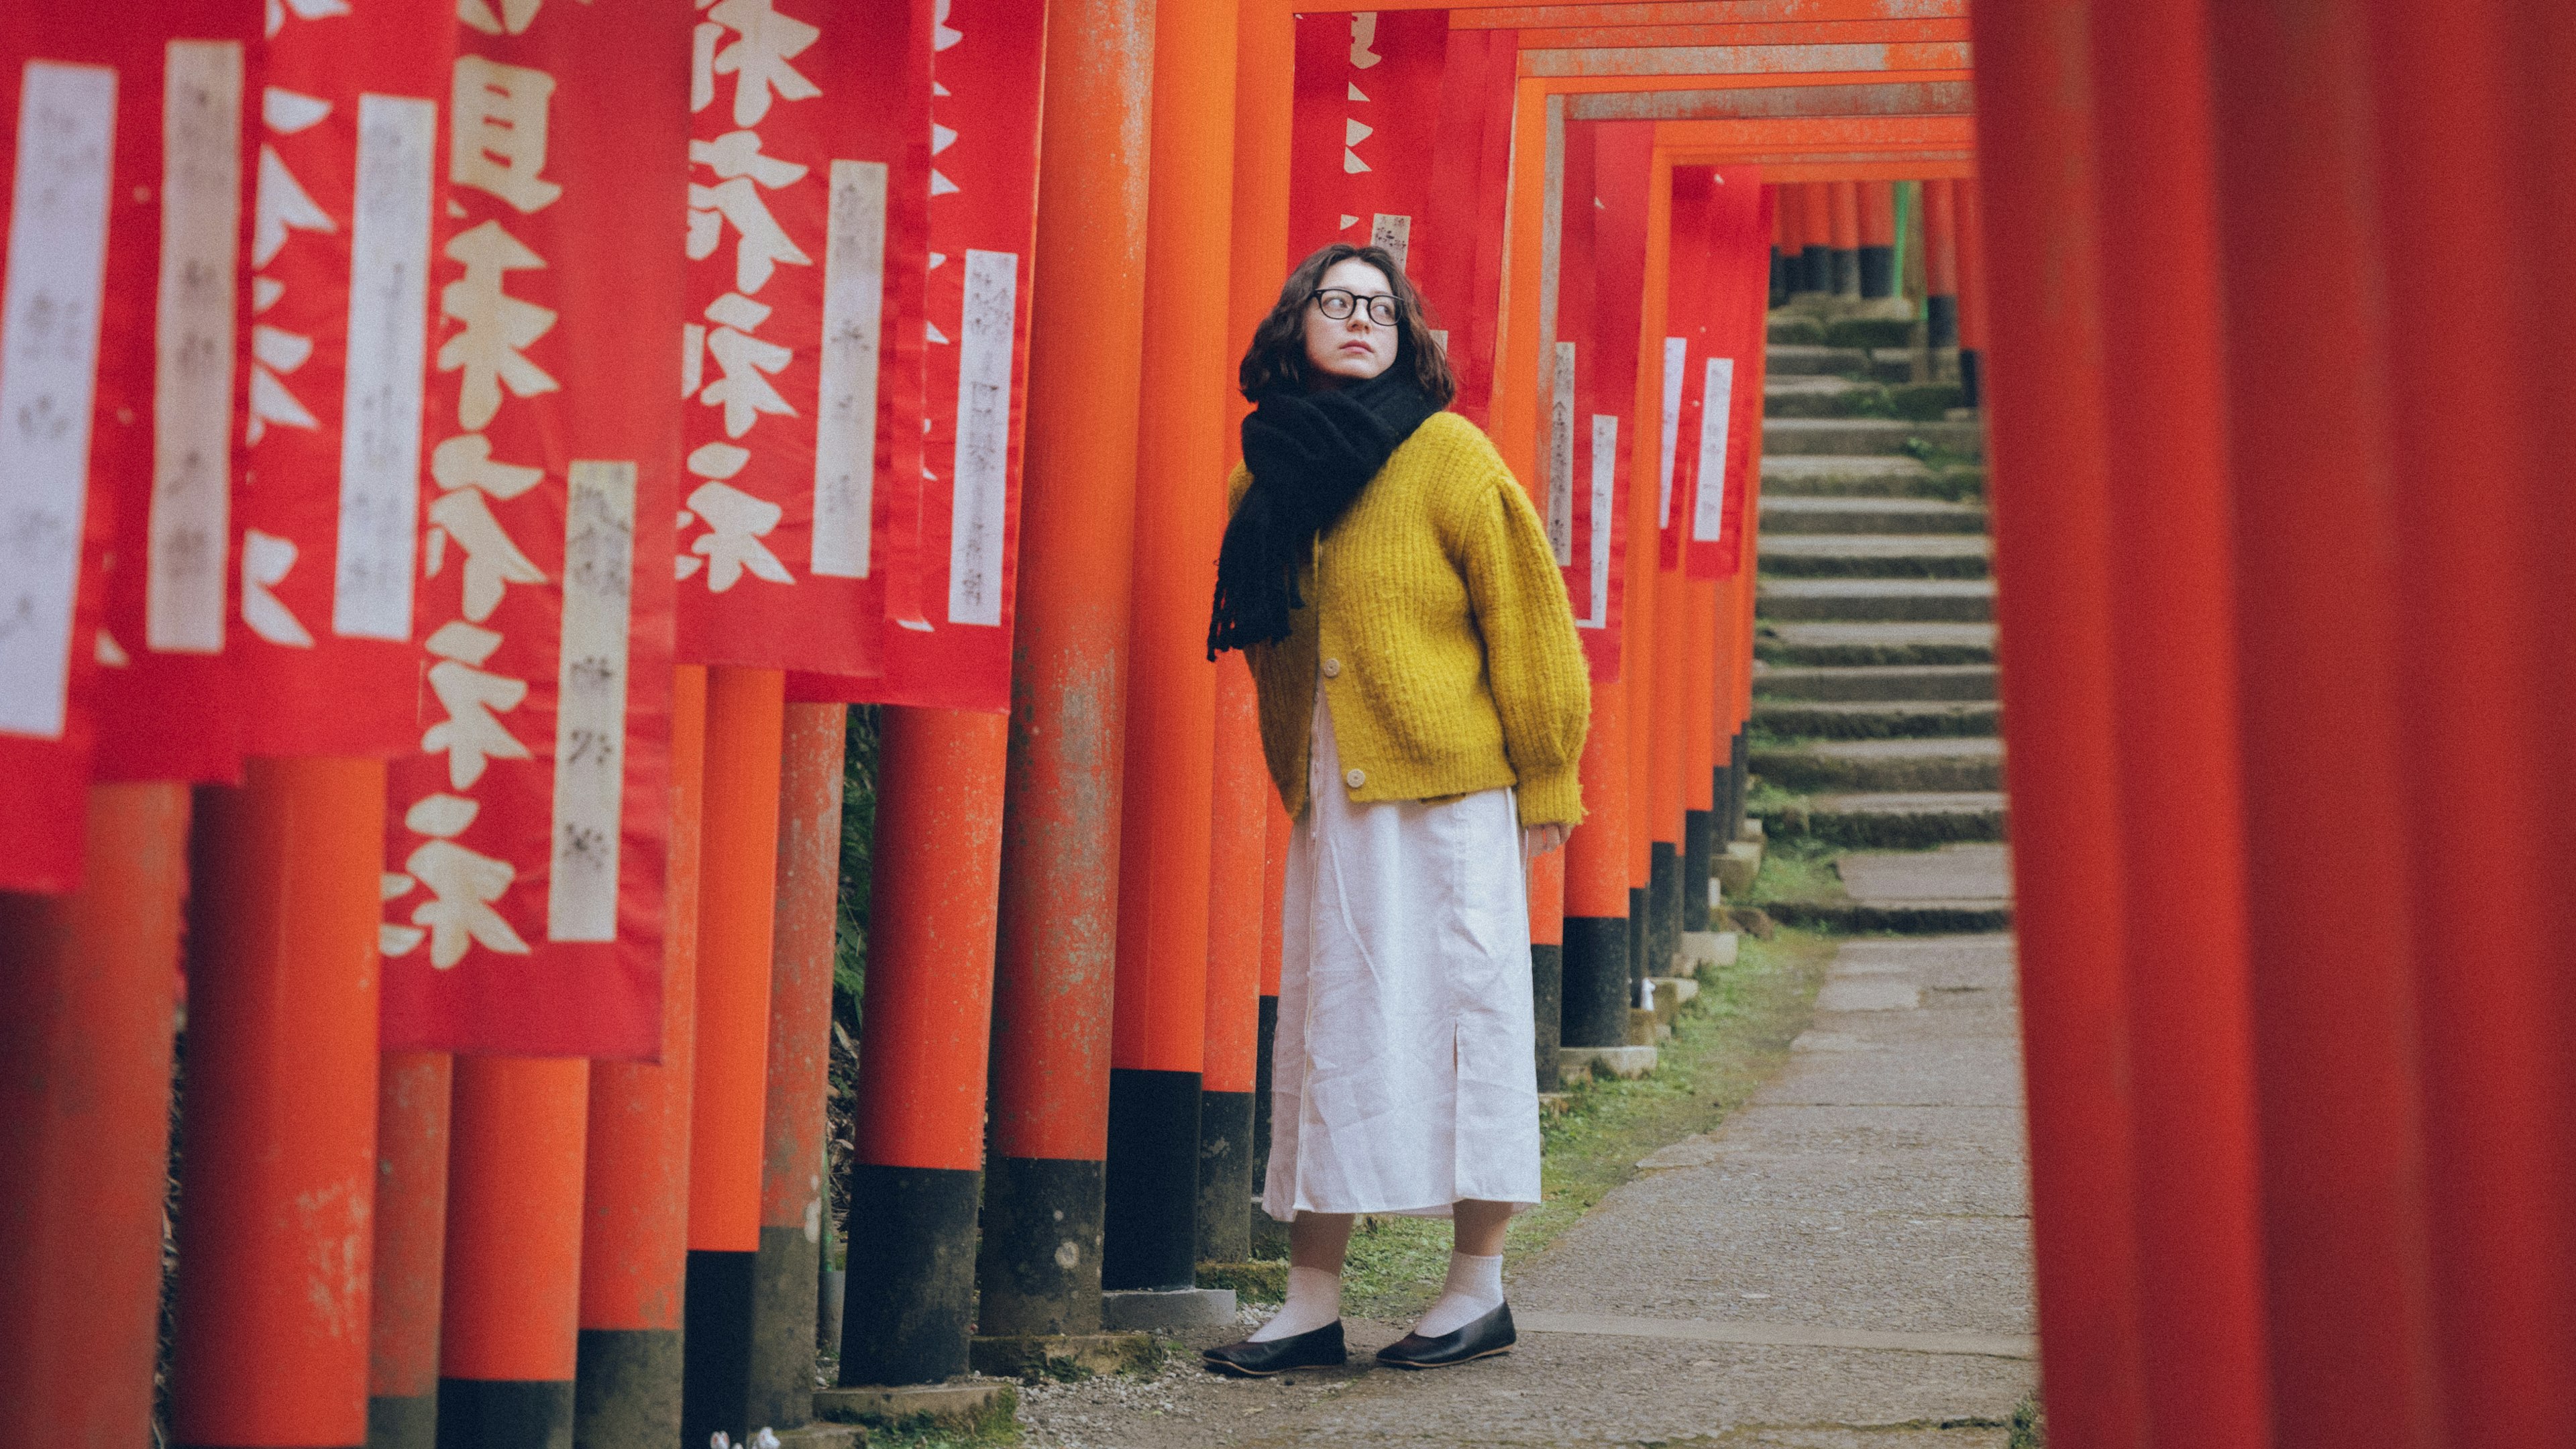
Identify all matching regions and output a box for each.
[1262,687,1544,1220]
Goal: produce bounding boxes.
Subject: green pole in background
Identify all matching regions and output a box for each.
[1892,180,1916,307]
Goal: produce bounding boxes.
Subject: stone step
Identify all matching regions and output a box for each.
[1763,417,1986,458]
[1758,790,2010,849]
[1753,663,2000,702]
[1764,376,1967,421]
[1766,897,2015,934]
[1765,343,1870,376]
[1759,454,1945,498]
[1760,534,1989,580]
[1753,698,2000,739]
[1768,313,1827,345]
[1756,623,1996,668]
[1753,737,2004,794]
[1758,578,1996,625]
[1760,495,1987,535]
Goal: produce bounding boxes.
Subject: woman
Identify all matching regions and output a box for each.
[1201,244,1590,1376]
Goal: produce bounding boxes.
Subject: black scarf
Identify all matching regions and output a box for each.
[1207,369,1439,658]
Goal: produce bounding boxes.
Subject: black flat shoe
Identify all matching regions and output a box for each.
[1375,1301,1516,1369]
[1201,1319,1348,1377]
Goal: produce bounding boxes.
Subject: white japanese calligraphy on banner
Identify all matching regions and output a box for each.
[1693,356,1735,542]
[146,40,244,657]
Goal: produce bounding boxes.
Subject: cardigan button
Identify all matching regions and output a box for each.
[1344,767,1366,790]
[1322,657,1341,678]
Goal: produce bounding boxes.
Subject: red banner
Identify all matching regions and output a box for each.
[673,0,893,681]
[380,0,688,1059]
[1289,9,1444,270]
[229,0,455,760]
[87,3,260,785]
[0,6,251,887]
[1686,166,1768,580]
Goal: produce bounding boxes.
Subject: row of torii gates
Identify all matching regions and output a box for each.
[3,1,2571,1448]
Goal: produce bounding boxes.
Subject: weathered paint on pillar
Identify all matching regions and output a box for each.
[983,0,1157,1337]
[172,759,385,1449]
[845,708,1006,1383]
[0,786,189,1446]
[575,665,703,1448]
[751,704,844,1421]
[1968,1,2152,1444]
[371,1051,452,1448]
[2085,3,2271,1444]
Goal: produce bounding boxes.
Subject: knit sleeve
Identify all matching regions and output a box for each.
[1456,454,1591,827]
[1226,462,1252,515]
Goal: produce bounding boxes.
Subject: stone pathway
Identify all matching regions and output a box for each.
[1014,931,2035,1448]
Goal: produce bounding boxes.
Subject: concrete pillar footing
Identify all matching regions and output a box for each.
[1560,1045,1658,1081]
[969,1332,1162,1381]
[814,1381,1018,1430]
[1100,1287,1237,1331]
[1652,976,1703,1006]
[1678,932,1739,970]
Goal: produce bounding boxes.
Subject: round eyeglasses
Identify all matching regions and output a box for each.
[1311,288,1401,327]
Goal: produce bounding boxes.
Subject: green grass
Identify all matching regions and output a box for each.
[1736,838,1845,909]
[2010,1393,2046,1448]
[1332,930,1835,1322]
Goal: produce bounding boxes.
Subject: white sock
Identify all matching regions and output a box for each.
[1413,1251,1505,1338]
[1248,1265,1343,1342]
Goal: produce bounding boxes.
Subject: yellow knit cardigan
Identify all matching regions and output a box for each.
[1228,410,1592,827]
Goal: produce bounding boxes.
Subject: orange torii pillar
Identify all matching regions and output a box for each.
[1680,578,1721,936]
[168,761,384,1449]
[1625,168,1669,996]
[1923,178,1961,351]
[1205,0,1290,1268]
[371,1052,452,1448]
[982,0,1155,1340]
[1828,179,1862,297]
[1797,182,1834,296]
[750,704,845,1423]
[2086,5,2269,1445]
[1647,541,1690,981]
[573,666,704,1448]
[1858,180,1898,299]
[0,786,190,1445]
[1250,799,1291,1258]
[1562,674,1633,1055]
[1199,659,1267,1260]
[1104,0,1235,1314]
[1955,181,1990,409]
[438,1056,590,1440]
[1970,1,2153,1444]
[682,665,786,1446]
[841,708,1007,1383]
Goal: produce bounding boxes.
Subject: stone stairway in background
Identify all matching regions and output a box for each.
[1746,305,2011,933]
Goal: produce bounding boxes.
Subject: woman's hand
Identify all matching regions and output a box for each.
[1523,824,1568,859]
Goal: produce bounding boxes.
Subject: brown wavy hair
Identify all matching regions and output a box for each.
[1237,244,1458,407]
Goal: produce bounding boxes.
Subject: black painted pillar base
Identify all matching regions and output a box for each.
[1195,1089,1254,1263]
[1927,294,1961,350]
[839,1163,981,1386]
[1104,1067,1201,1293]
[1561,915,1631,1049]
[1859,246,1895,298]
[1681,810,1715,933]
[437,1379,572,1449]
[369,1392,437,1449]
[1529,942,1563,1091]
[1252,995,1278,1190]
[1648,843,1681,979]
[1799,246,1831,294]
[1960,349,1984,410]
[1727,733,1751,841]
[574,1327,681,1449]
[1831,248,1860,297]
[681,1249,754,1448]
[751,1222,820,1428]
[1627,887,1649,990]
[977,1155,1106,1336]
